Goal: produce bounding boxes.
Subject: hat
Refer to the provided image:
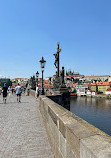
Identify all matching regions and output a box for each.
[4,83,6,86]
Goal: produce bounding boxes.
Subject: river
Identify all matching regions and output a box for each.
[70,96,111,136]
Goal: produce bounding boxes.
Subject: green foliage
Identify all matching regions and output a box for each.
[31,80,36,90]
[6,79,12,87]
[98,91,103,94]
[0,78,12,87]
[30,75,36,90]
[73,89,77,93]
[73,79,82,83]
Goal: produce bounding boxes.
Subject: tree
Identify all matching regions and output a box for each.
[31,80,36,90]
[0,78,12,87]
[74,79,79,83]
[73,89,77,93]
[98,91,103,94]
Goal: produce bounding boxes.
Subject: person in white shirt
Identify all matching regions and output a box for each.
[36,85,39,99]
[15,83,22,102]
[8,86,12,96]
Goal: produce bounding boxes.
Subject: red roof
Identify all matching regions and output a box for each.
[38,83,53,89]
[106,88,111,91]
[90,82,111,86]
[82,83,89,86]
[69,75,84,77]
[72,83,76,88]
[85,75,110,77]
[90,90,95,92]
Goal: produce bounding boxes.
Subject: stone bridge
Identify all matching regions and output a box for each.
[0,92,54,158]
[0,90,111,158]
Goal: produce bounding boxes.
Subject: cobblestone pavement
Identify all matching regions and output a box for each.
[0,94,54,158]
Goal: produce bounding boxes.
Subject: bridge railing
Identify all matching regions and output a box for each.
[30,89,111,158]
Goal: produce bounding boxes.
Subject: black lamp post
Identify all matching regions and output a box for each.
[39,57,46,95]
[36,71,39,87]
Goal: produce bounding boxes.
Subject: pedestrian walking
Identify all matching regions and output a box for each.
[8,86,12,96]
[36,85,39,99]
[27,86,30,96]
[15,83,22,103]
[2,83,8,104]
[12,88,14,94]
[24,87,26,93]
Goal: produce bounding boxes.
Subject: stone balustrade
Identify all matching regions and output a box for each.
[30,89,36,97]
[31,89,111,158]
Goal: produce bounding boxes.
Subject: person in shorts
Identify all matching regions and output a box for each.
[2,83,8,103]
[15,83,22,102]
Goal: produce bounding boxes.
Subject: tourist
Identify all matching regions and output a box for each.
[2,83,8,103]
[15,83,22,103]
[12,87,14,94]
[8,86,12,96]
[24,87,26,93]
[27,86,30,96]
[36,85,39,99]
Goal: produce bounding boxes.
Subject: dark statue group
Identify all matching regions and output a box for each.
[53,42,70,110]
[53,42,65,88]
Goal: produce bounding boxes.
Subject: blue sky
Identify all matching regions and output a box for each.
[0,0,111,79]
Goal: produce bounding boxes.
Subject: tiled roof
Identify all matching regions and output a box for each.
[85,75,110,78]
[90,90,95,92]
[38,84,53,89]
[68,75,84,77]
[82,83,89,86]
[106,88,111,91]
[90,82,111,86]
[72,84,76,87]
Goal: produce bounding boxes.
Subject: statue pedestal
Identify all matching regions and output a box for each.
[59,84,68,94]
[50,86,70,111]
[60,87,70,111]
[53,78,60,89]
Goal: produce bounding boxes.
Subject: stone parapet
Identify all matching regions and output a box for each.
[30,89,36,97]
[30,90,111,158]
[38,95,111,158]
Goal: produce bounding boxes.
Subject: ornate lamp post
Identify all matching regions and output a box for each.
[36,71,39,87]
[39,57,46,95]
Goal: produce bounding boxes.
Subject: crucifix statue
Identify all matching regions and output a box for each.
[53,42,61,78]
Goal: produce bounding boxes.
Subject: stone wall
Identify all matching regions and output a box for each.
[30,89,36,97]
[31,90,111,158]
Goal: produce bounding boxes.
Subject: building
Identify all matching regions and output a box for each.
[90,82,111,94]
[38,80,54,90]
[105,88,111,95]
[65,74,84,82]
[11,78,28,83]
[75,83,88,96]
[84,75,111,82]
[86,90,95,96]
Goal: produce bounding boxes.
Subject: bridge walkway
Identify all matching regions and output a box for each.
[0,94,54,158]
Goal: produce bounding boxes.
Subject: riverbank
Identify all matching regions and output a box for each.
[75,93,111,99]
[92,94,111,99]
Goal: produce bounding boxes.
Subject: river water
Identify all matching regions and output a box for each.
[70,96,111,136]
